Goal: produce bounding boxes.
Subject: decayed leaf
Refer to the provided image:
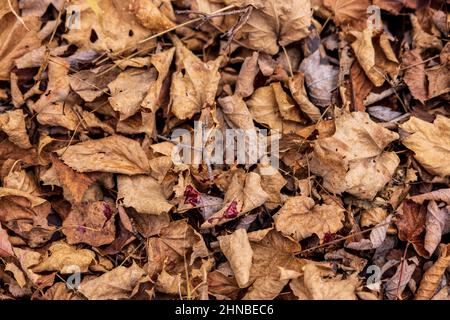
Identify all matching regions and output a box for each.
[243,230,312,300]
[79,263,146,300]
[235,52,259,98]
[5,262,27,288]
[384,257,418,299]
[62,200,116,247]
[0,223,14,257]
[63,0,154,53]
[56,135,151,175]
[0,14,41,80]
[170,38,222,120]
[108,68,154,120]
[396,200,427,257]
[33,241,95,274]
[224,0,312,55]
[411,14,442,54]
[0,196,55,247]
[256,164,287,210]
[201,172,268,228]
[351,28,399,87]
[402,49,428,103]
[218,229,253,288]
[310,111,399,200]
[50,155,96,204]
[0,109,32,149]
[13,247,55,288]
[400,116,450,177]
[147,220,209,278]
[416,244,450,300]
[117,175,173,215]
[424,201,447,256]
[299,50,339,106]
[410,189,450,204]
[346,215,392,250]
[274,196,345,243]
[290,264,359,300]
[69,65,119,102]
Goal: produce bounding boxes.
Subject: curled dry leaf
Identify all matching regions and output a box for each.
[79,263,146,300]
[57,135,151,175]
[274,196,345,243]
[424,201,447,256]
[32,241,96,274]
[0,109,32,149]
[290,264,359,300]
[400,116,450,177]
[62,200,117,247]
[416,244,450,300]
[384,257,418,300]
[324,0,370,30]
[310,111,399,200]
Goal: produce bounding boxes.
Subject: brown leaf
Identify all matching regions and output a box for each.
[324,0,369,30]
[424,201,447,256]
[310,111,399,199]
[235,52,259,98]
[290,264,359,300]
[224,0,312,55]
[410,188,450,204]
[62,200,116,247]
[274,196,345,243]
[396,200,428,257]
[0,109,32,149]
[288,72,322,122]
[33,241,95,274]
[384,257,418,299]
[416,244,450,300]
[0,223,14,257]
[129,0,176,32]
[57,135,151,175]
[402,49,428,103]
[79,263,146,300]
[400,116,450,177]
[117,175,173,215]
[218,229,253,288]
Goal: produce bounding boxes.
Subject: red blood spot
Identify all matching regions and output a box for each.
[76,225,86,233]
[103,203,112,220]
[223,201,239,219]
[184,185,200,206]
[324,232,335,243]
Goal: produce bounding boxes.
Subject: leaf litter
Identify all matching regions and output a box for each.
[0,0,449,301]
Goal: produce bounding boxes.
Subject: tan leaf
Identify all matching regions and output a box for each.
[0,15,41,80]
[13,247,55,288]
[411,14,442,54]
[33,241,95,274]
[288,72,322,122]
[5,262,27,287]
[0,109,32,149]
[235,52,259,98]
[56,135,151,175]
[63,0,154,53]
[117,175,173,215]
[290,264,359,300]
[129,0,176,32]
[201,172,268,228]
[274,196,345,243]
[426,63,450,99]
[400,116,450,177]
[361,207,387,228]
[351,29,399,87]
[224,0,311,55]
[69,65,119,102]
[0,223,14,257]
[410,188,450,204]
[385,257,418,299]
[324,0,369,30]
[246,87,283,130]
[310,111,399,199]
[62,200,116,247]
[79,263,146,300]
[256,164,287,210]
[218,229,253,288]
[108,68,155,120]
[416,244,450,300]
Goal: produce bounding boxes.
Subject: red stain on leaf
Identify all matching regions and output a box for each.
[103,202,112,221]
[184,185,200,206]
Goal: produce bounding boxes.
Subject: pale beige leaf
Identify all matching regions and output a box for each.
[424,201,447,256]
[117,175,173,215]
[79,263,146,300]
[274,196,345,243]
[400,116,450,177]
[57,135,151,175]
[218,229,253,288]
[0,109,32,149]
